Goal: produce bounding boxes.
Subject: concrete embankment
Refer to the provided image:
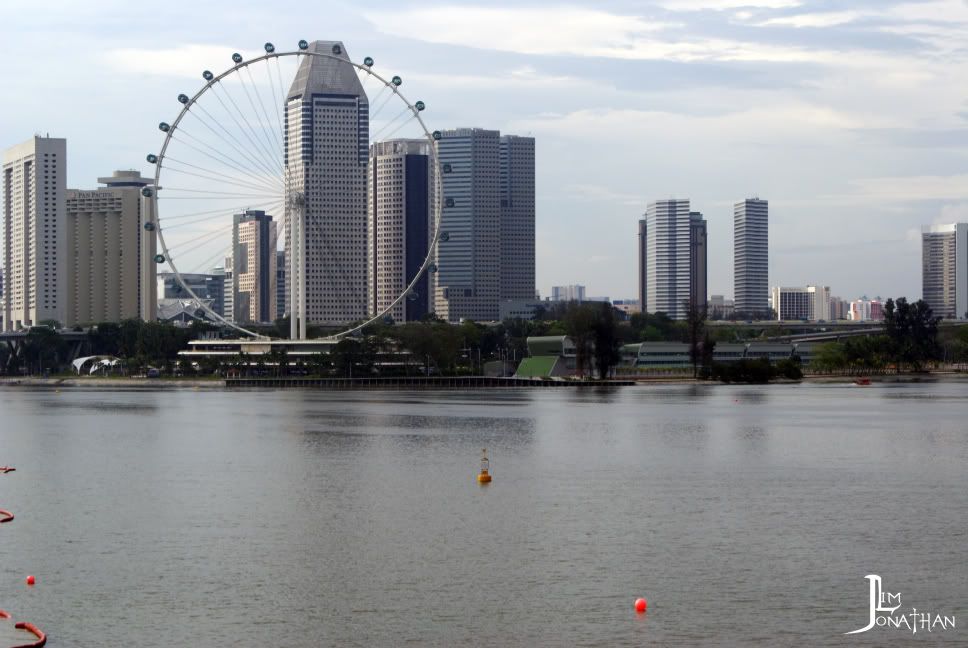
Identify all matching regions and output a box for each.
[227,376,633,389]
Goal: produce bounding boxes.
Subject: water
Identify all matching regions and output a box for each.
[0,382,966,646]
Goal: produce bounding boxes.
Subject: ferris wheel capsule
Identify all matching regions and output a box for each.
[298,39,309,50]
[202,70,214,81]
[443,163,452,173]
[158,122,170,132]
[264,42,275,53]
[332,44,342,55]
[445,198,455,208]
[363,56,374,67]
[144,221,156,231]
[440,232,450,242]
[432,130,442,140]
[415,101,425,111]
[177,94,189,104]
[146,154,158,164]
[232,52,243,64]
[391,75,402,86]
[153,254,166,264]
[141,187,153,197]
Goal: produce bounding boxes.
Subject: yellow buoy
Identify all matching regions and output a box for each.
[477,448,492,484]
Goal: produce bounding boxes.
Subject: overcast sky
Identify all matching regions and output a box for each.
[3,0,967,301]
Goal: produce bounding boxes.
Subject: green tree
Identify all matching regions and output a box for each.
[592,302,622,379]
[883,297,941,372]
[563,302,596,378]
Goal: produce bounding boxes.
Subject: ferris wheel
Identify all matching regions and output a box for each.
[145,40,444,339]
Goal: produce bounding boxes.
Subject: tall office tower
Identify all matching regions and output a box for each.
[285,40,368,337]
[368,139,432,322]
[221,256,234,323]
[434,128,502,322]
[64,170,153,326]
[644,199,692,320]
[734,198,769,317]
[689,211,707,313]
[276,250,286,321]
[922,223,968,320]
[2,136,66,331]
[829,296,849,321]
[499,135,535,301]
[232,210,277,324]
[637,219,647,311]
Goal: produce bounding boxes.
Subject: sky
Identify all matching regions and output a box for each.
[2,0,968,302]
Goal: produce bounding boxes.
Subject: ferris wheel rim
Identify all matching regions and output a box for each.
[149,43,445,341]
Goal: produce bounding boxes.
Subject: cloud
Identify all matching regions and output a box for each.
[847,174,968,202]
[757,11,868,28]
[656,0,800,9]
[362,5,852,63]
[102,44,259,78]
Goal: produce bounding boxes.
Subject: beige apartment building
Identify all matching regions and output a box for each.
[65,170,155,326]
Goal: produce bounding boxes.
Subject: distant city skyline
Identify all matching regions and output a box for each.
[2,1,965,302]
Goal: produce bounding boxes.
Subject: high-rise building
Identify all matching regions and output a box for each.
[830,296,849,321]
[922,223,968,320]
[771,287,811,320]
[434,128,501,322]
[709,295,735,320]
[2,136,66,331]
[499,135,535,301]
[551,285,586,302]
[65,170,154,326]
[637,219,647,310]
[368,139,432,322]
[849,298,884,322]
[734,198,769,317]
[276,251,286,321]
[221,256,233,323]
[644,199,691,320]
[285,40,368,337]
[232,210,276,324]
[689,211,707,313]
[157,271,225,315]
[771,285,831,321]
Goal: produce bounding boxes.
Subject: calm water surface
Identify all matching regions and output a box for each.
[0,382,966,646]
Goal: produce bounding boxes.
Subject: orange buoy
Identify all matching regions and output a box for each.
[0,509,14,523]
[634,597,647,613]
[0,609,10,619]
[477,448,492,484]
[25,575,35,586]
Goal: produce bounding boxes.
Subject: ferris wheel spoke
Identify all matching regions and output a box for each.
[163,200,283,231]
[229,72,283,170]
[210,81,283,175]
[368,86,397,122]
[381,114,421,141]
[184,101,281,180]
[165,137,278,190]
[159,187,280,199]
[162,165,281,196]
[186,244,234,275]
[372,106,414,140]
[264,59,288,159]
[169,130,279,187]
[161,198,284,225]
[244,64,285,160]
[166,223,234,255]
[162,156,281,195]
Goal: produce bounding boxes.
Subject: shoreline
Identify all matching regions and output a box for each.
[0,371,965,390]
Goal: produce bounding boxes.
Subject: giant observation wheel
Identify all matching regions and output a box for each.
[146,40,445,339]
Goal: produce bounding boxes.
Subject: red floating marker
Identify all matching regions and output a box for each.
[25,575,35,586]
[634,597,647,613]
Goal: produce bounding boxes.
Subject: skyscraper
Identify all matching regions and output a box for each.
[922,223,968,319]
[285,40,368,337]
[434,128,501,322]
[499,135,535,301]
[689,211,707,313]
[2,136,66,331]
[644,199,692,320]
[734,198,769,317]
[368,139,432,322]
[637,219,647,311]
[276,250,286,321]
[232,210,277,324]
[65,170,154,325]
